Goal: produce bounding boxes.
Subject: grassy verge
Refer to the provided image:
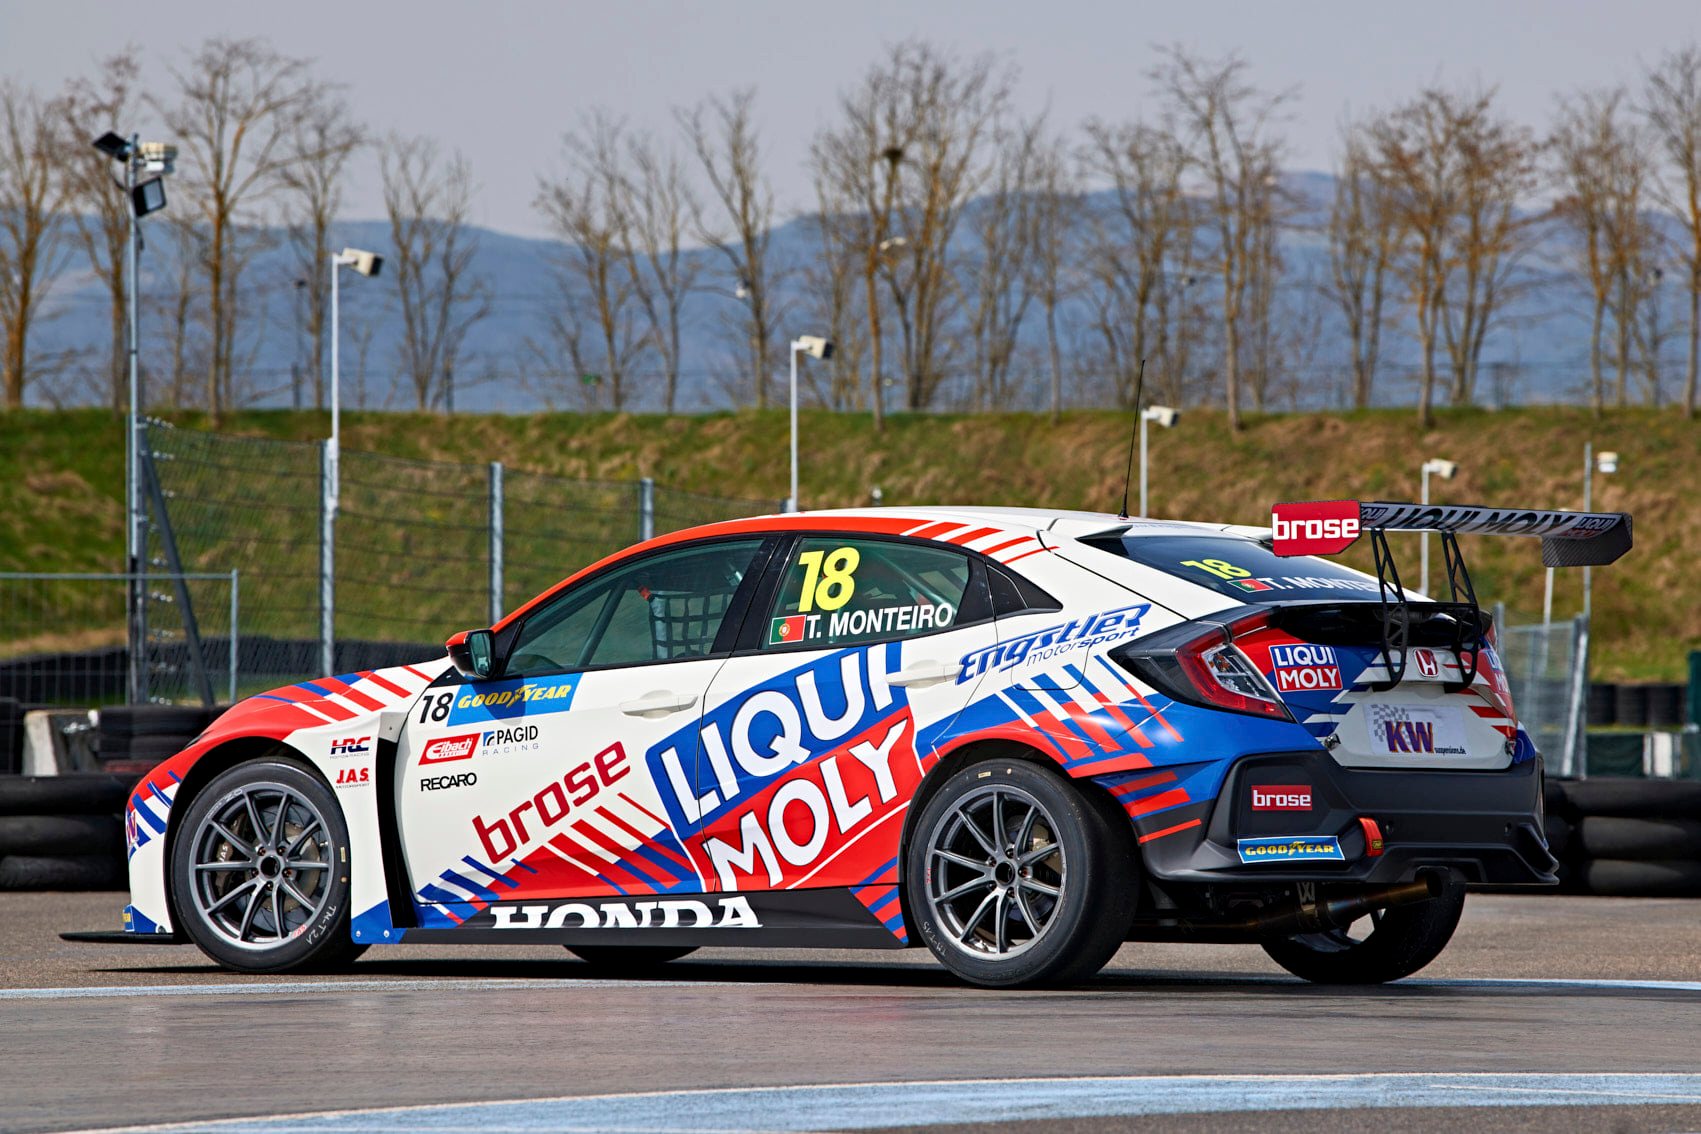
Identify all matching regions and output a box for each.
[2,405,1695,680]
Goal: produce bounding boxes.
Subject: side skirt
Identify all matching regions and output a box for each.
[400,886,907,950]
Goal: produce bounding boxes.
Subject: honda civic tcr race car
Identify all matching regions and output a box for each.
[88,500,1631,988]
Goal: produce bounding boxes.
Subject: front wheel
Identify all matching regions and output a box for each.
[171,758,364,973]
[1260,878,1466,984]
[906,758,1137,988]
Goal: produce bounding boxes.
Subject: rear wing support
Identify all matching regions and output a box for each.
[1271,499,1633,692]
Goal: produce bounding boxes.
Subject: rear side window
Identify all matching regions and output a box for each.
[1086,534,1382,603]
[764,537,970,649]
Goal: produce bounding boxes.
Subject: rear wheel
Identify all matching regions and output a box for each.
[171,758,365,973]
[907,758,1136,988]
[565,945,698,974]
[1260,878,1466,984]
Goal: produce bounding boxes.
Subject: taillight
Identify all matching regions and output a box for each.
[1177,639,1291,719]
[1111,614,1292,721]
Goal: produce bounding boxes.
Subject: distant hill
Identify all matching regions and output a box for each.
[20,172,1693,413]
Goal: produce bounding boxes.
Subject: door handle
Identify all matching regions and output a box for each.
[889,661,959,688]
[619,690,698,717]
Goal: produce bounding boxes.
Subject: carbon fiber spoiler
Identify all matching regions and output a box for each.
[1270,500,1633,567]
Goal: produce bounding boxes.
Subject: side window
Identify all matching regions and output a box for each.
[763,537,971,650]
[507,539,763,674]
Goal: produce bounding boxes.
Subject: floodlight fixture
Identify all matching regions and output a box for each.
[1422,457,1458,479]
[130,177,167,218]
[335,247,383,278]
[92,131,131,159]
[1141,405,1180,429]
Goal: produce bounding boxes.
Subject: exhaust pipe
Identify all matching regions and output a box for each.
[1228,874,1444,938]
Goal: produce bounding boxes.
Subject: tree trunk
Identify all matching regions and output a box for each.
[1590,297,1606,417]
[865,259,884,433]
[1046,300,1062,425]
[1687,272,1700,418]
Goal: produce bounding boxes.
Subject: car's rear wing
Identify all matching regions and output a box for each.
[1265,499,1634,691]
[1268,499,1633,567]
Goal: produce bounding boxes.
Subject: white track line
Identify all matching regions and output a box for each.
[54,1073,1701,1134]
[7,973,1700,1002]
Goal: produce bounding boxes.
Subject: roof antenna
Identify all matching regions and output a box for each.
[1116,358,1147,520]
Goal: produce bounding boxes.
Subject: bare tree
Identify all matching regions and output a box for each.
[1644,46,1701,417]
[0,82,70,408]
[1025,132,1079,423]
[60,49,140,411]
[382,134,489,412]
[1326,126,1397,408]
[157,37,315,419]
[150,215,210,408]
[1441,96,1541,406]
[815,43,1011,415]
[1154,46,1289,429]
[625,132,701,412]
[801,171,869,411]
[1371,91,1468,425]
[534,112,646,411]
[1080,118,1193,408]
[1555,89,1658,411]
[963,115,1042,410]
[680,90,778,409]
[278,84,363,409]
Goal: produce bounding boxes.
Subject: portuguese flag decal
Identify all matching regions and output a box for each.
[769,615,807,645]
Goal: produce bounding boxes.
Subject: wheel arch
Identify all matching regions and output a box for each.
[161,736,333,925]
[898,736,1130,943]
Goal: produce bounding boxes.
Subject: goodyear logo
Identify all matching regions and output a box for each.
[1236,835,1345,864]
[448,673,578,724]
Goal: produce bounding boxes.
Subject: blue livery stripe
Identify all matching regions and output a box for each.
[440,870,500,904]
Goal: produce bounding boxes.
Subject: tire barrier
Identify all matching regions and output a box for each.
[1548,777,1701,897]
[1588,682,1694,728]
[0,773,133,892]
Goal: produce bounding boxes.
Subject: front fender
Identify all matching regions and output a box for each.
[123,663,446,937]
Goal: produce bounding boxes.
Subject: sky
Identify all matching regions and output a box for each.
[4,0,1699,239]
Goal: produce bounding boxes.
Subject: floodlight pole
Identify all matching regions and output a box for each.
[1138,411,1149,519]
[1582,442,1593,621]
[321,254,346,677]
[1419,463,1432,596]
[124,133,146,704]
[788,340,800,512]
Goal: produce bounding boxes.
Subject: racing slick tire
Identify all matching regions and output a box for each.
[565,945,699,973]
[1260,877,1467,985]
[170,758,365,973]
[906,757,1137,989]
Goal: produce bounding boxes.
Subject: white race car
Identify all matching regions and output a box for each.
[88,500,1628,987]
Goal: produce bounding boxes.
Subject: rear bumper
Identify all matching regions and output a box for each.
[1137,752,1554,886]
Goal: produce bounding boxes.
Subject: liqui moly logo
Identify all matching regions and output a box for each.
[1250,785,1312,811]
[1267,643,1342,692]
[421,733,480,764]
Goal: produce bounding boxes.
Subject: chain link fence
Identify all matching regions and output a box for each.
[1499,616,1589,777]
[0,572,238,706]
[142,421,779,696]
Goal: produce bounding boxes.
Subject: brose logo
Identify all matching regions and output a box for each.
[1250,785,1312,811]
[1272,516,1360,543]
[421,733,480,764]
[1270,501,1362,556]
[421,772,477,792]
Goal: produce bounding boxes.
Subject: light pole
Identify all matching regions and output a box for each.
[1138,405,1179,518]
[323,247,382,674]
[1418,457,1457,594]
[92,131,174,704]
[1582,444,1617,620]
[788,336,835,512]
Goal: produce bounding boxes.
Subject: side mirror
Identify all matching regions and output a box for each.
[447,628,496,680]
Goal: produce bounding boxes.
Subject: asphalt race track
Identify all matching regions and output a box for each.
[6,891,1701,1133]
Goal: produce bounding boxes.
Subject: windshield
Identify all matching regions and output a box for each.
[1091,534,1385,603]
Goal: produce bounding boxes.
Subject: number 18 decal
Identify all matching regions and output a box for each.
[796,546,859,612]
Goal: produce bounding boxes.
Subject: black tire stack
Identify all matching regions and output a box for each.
[95,705,217,778]
[1547,777,1701,896]
[0,775,131,890]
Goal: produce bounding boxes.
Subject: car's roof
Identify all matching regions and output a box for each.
[493,505,1263,632]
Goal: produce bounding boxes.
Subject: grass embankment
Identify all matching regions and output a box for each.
[1,406,1696,680]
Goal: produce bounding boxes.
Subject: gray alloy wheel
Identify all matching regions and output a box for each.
[172,759,363,973]
[906,758,1137,988]
[923,783,1067,960]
